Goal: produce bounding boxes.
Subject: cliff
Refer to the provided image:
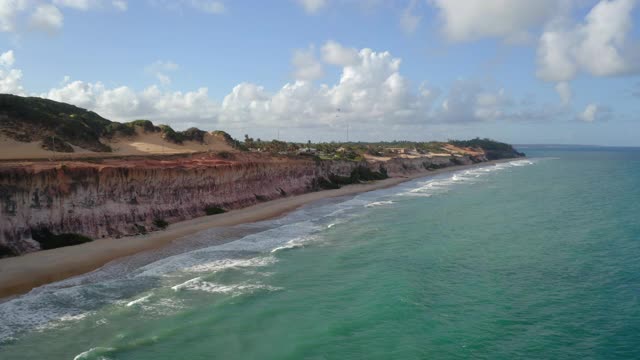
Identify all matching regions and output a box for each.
[0,152,500,256]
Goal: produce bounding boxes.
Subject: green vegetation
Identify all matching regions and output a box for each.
[213,130,247,150]
[0,244,16,258]
[205,206,226,215]
[217,151,233,159]
[0,94,246,153]
[153,218,169,229]
[314,166,388,191]
[41,136,74,152]
[30,228,93,250]
[134,224,147,234]
[449,138,525,159]
[0,94,112,152]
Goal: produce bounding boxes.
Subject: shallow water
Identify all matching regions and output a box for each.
[1,148,639,359]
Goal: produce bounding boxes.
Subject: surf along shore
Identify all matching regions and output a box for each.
[0,159,512,299]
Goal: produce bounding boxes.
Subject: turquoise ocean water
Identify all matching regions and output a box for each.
[1,147,639,359]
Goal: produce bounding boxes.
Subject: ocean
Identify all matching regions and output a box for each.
[1,147,639,359]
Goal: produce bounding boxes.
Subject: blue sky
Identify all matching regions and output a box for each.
[0,0,639,145]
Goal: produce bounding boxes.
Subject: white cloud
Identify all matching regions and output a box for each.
[52,0,128,11]
[29,4,64,33]
[1,1,126,33]
[0,49,15,67]
[112,0,127,11]
[297,0,327,14]
[53,0,94,11]
[430,0,557,42]
[438,81,512,122]
[400,0,421,34]
[292,47,324,81]
[151,0,226,14]
[0,44,584,138]
[0,49,24,94]
[555,81,572,106]
[145,60,179,85]
[189,0,225,14]
[321,40,358,66]
[537,0,639,82]
[0,0,29,32]
[578,103,611,122]
[44,80,219,126]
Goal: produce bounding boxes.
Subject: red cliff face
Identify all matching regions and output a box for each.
[0,153,479,254]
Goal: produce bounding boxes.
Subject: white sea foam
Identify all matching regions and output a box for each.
[125,294,152,307]
[172,278,282,297]
[73,347,115,360]
[398,160,537,198]
[184,256,277,274]
[271,240,305,253]
[365,200,394,208]
[171,277,202,291]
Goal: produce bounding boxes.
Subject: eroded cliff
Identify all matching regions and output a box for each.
[0,152,488,255]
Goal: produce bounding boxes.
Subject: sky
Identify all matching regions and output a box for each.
[0,0,639,145]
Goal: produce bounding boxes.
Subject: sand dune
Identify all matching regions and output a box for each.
[0,129,234,160]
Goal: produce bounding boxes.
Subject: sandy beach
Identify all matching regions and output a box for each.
[0,160,510,299]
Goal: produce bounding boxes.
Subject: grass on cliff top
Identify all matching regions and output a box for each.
[0,94,244,153]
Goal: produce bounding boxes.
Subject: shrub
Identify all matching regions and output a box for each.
[31,228,93,250]
[153,218,169,229]
[205,206,226,215]
[180,127,206,143]
[217,151,233,159]
[128,120,158,133]
[41,137,74,153]
[314,177,341,190]
[350,166,388,182]
[158,125,184,144]
[212,130,247,151]
[134,224,147,234]
[0,244,16,258]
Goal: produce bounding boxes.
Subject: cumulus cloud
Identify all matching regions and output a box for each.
[430,0,558,42]
[1,0,126,33]
[400,0,421,34]
[0,49,15,67]
[112,0,127,11]
[0,49,24,94]
[0,0,29,32]
[321,40,358,66]
[44,80,219,126]
[145,60,179,85]
[555,81,572,106]
[437,81,512,122]
[0,43,581,138]
[578,103,611,122]
[29,4,64,33]
[537,0,639,82]
[292,47,324,81]
[297,0,327,14]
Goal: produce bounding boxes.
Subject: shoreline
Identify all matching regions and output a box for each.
[0,159,515,299]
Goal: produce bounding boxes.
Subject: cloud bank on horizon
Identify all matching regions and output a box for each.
[0,0,638,144]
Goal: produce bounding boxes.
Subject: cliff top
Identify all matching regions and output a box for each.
[0,94,523,162]
[0,94,237,160]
